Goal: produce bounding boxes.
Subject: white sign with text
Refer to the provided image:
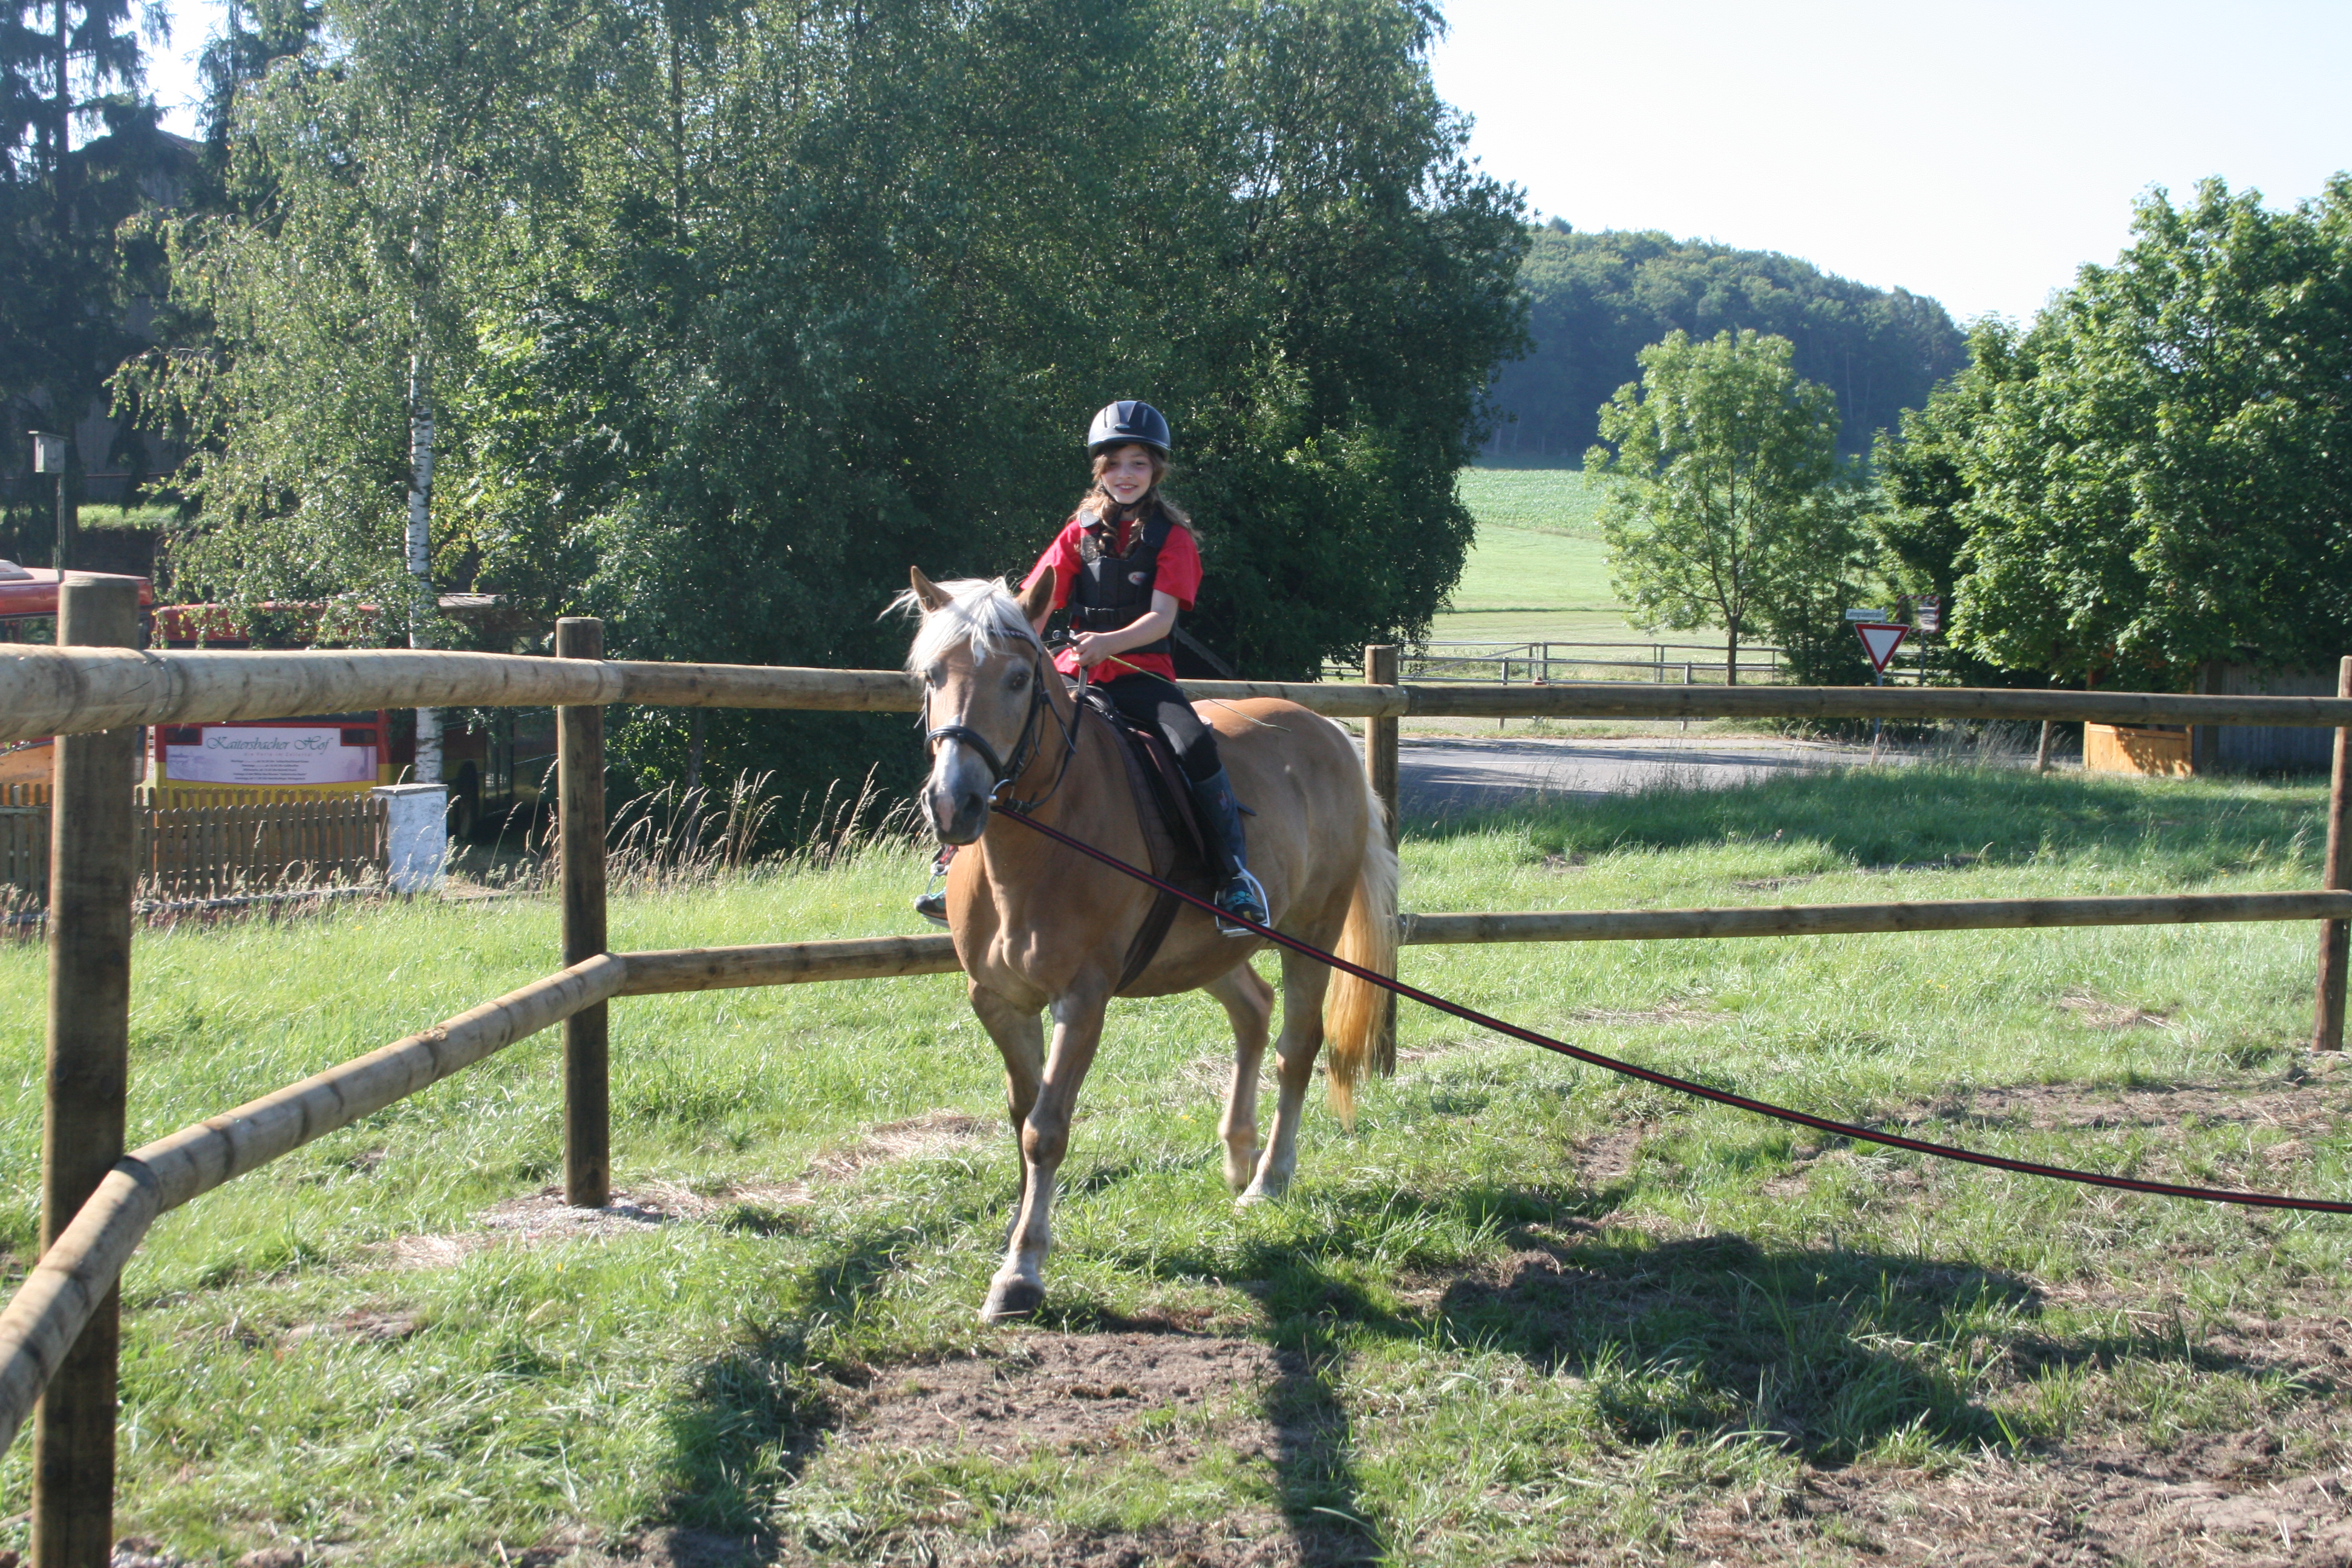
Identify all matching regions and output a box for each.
[166,727,374,786]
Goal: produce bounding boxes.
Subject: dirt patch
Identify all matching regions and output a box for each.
[903,1522,1353,1566]
[521,1520,1349,1568]
[370,1184,694,1270]
[503,1526,757,1568]
[281,1308,422,1348]
[368,1111,996,1270]
[722,1109,999,1208]
[2057,988,2173,1029]
[1572,1126,1649,1184]
[1912,1081,2348,1138]
[767,1332,1368,1568]
[834,1332,1281,1461]
[1397,1240,1670,1339]
[1567,998,1720,1028]
[1674,1448,2352,1566]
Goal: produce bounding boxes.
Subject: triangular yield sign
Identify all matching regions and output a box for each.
[1855,621,1908,673]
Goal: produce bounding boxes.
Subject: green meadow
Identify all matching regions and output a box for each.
[1442,467,1630,644]
[4,764,2350,1563]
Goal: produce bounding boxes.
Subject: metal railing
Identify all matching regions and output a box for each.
[1322,638,1938,687]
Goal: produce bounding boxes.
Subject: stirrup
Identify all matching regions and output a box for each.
[913,889,949,927]
[1214,869,1269,936]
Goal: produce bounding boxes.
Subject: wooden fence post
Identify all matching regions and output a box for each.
[1364,644,1399,1073]
[557,618,611,1206]
[33,575,142,1568]
[1364,645,1399,836]
[2313,656,2352,1053]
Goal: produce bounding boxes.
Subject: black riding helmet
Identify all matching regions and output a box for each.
[1086,400,1172,459]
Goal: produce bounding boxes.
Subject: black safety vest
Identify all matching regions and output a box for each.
[1069,506,1174,656]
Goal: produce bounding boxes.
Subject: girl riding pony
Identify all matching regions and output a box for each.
[916,399,1267,932]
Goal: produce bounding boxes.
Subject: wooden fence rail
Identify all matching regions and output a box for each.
[0,956,626,1464]
[18,642,2352,741]
[8,623,2352,1563]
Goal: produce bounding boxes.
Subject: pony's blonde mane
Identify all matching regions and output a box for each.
[891,576,1042,672]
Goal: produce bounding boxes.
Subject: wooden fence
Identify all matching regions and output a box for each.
[4,592,2352,1563]
[1,783,385,906]
[0,783,47,909]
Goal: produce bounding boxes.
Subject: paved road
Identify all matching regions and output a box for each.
[1394,735,1893,817]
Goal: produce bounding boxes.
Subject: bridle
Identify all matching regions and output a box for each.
[922,641,1085,815]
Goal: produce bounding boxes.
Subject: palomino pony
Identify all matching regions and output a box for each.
[901,566,1397,1321]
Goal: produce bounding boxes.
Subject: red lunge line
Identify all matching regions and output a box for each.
[998,806,2352,1217]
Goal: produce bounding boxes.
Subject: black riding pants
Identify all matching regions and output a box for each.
[1091,671,1223,783]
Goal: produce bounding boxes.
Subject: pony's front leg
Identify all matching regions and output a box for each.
[1203,962,1275,1194]
[983,981,1109,1321]
[1244,947,1334,1204]
[969,983,1044,1240]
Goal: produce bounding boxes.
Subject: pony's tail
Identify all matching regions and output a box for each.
[1322,769,1399,1127]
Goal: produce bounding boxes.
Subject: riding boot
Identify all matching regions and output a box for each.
[913,844,956,926]
[1188,766,1268,935]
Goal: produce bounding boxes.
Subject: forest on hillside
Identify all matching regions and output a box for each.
[1488,222,1967,460]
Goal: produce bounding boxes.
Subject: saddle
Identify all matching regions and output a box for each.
[1079,686,1213,990]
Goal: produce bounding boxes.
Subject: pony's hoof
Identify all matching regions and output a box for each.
[1235,1180,1287,1208]
[1223,1150,1258,1195]
[980,1275,1045,1321]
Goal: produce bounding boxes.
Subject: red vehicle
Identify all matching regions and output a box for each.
[145,599,554,834]
[145,602,396,802]
[0,561,155,789]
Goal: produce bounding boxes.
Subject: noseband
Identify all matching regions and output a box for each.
[923,647,1083,815]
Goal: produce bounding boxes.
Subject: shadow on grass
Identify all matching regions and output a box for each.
[653,1166,2324,1558]
[658,1209,982,1541]
[1403,760,2323,874]
[1134,1180,2054,1467]
[1013,1274,1385,1563]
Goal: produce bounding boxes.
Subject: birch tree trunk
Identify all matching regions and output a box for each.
[407,347,442,785]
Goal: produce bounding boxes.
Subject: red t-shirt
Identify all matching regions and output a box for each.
[1023,512,1203,681]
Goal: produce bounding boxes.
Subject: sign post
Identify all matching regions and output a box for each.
[30,431,70,573]
[1853,620,1909,760]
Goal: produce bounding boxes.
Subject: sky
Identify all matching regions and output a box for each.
[1427,0,2352,323]
[140,0,2351,326]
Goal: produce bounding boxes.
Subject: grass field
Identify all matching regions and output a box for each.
[1442,468,1632,644]
[5,765,2352,1564]
[1454,468,1610,539]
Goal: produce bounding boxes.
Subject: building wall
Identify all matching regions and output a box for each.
[2201,664,2339,773]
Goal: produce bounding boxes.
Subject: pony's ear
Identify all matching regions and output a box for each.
[1016,567,1055,626]
[909,566,952,612]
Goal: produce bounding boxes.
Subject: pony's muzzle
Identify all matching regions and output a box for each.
[924,744,996,845]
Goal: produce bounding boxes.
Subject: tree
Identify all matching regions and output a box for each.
[132,0,578,781]
[1878,177,2352,689]
[1754,480,1881,687]
[136,0,1524,809]
[436,0,1524,795]
[1867,324,2017,688]
[189,0,322,209]
[1586,328,1843,684]
[1489,223,1964,461]
[0,0,171,554]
